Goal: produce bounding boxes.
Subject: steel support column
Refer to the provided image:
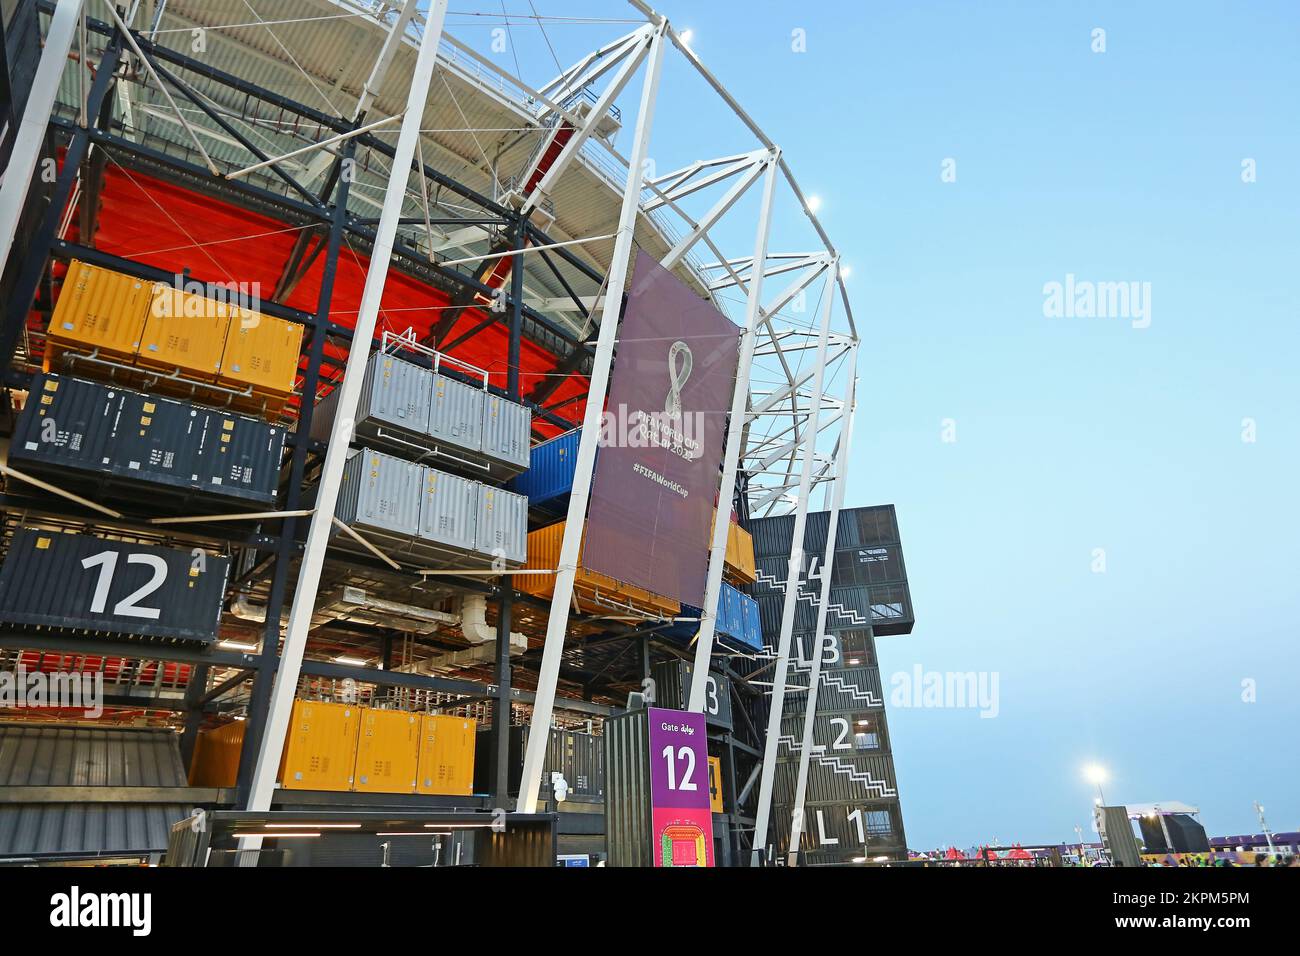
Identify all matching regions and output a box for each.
[786,340,859,864]
[687,148,780,711]
[243,0,450,817]
[749,260,840,865]
[515,21,667,815]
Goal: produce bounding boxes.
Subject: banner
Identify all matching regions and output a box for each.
[648,707,714,867]
[583,249,739,606]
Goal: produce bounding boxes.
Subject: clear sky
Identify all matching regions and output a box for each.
[475,1,1300,848]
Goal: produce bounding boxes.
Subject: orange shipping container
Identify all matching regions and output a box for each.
[188,720,246,788]
[218,309,304,399]
[136,284,230,381]
[280,699,360,791]
[45,260,152,363]
[712,510,756,585]
[417,714,476,795]
[353,708,421,794]
[517,519,680,617]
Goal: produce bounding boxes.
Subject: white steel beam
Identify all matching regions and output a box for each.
[0,0,85,270]
[750,260,840,865]
[659,154,767,273]
[786,340,859,864]
[243,0,450,820]
[515,21,669,815]
[519,26,654,217]
[686,147,780,712]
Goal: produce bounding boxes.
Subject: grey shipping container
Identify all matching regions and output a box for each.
[334,448,422,550]
[603,709,654,867]
[428,372,484,455]
[414,465,478,560]
[0,528,230,642]
[10,374,282,505]
[475,484,527,564]
[481,393,531,474]
[651,660,733,732]
[310,351,433,448]
[473,726,604,799]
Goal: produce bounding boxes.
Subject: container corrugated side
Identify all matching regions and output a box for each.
[509,427,578,507]
[475,485,527,564]
[45,260,151,363]
[188,721,245,787]
[0,528,230,642]
[279,700,360,791]
[358,352,433,443]
[8,373,123,473]
[481,393,531,472]
[738,590,763,651]
[517,520,679,617]
[414,465,478,559]
[217,309,304,399]
[353,708,420,793]
[198,409,284,504]
[473,726,604,798]
[334,448,421,547]
[136,285,230,381]
[428,373,484,453]
[110,390,208,492]
[417,715,476,795]
[604,709,653,867]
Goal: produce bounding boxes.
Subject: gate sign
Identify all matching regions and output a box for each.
[0,528,230,642]
[648,706,714,867]
[583,250,740,606]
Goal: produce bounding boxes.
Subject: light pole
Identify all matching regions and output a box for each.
[1255,802,1277,860]
[1074,824,1086,864]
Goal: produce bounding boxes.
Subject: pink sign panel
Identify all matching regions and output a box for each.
[648,707,714,867]
[582,249,739,607]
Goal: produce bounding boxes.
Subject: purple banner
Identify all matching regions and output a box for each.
[583,249,739,606]
[647,706,714,867]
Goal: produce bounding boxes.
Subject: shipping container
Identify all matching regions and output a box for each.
[417,714,476,796]
[481,393,531,474]
[279,700,360,791]
[738,589,764,651]
[414,466,478,561]
[473,726,604,798]
[45,260,152,364]
[428,372,484,454]
[136,284,230,381]
[708,756,724,814]
[218,309,303,400]
[0,529,229,642]
[725,520,756,585]
[188,720,246,788]
[652,659,733,731]
[516,519,679,618]
[310,351,433,449]
[334,448,422,550]
[475,485,527,564]
[9,374,283,506]
[657,582,760,653]
[353,708,421,793]
[508,427,579,511]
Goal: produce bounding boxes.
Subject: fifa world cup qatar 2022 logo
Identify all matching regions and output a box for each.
[598,338,704,461]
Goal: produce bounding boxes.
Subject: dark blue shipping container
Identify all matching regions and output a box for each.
[658,582,762,653]
[508,427,580,511]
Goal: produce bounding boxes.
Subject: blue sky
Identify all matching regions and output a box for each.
[475,2,1300,848]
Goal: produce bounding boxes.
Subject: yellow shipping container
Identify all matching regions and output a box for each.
[517,519,680,618]
[353,708,421,794]
[188,720,246,788]
[712,510,756,586]
[45,260,152,363]
[708,756,724,814]
[136,284,230,381]
[280,700,360,791]
[417,714,477,796]
[218,309,304,399]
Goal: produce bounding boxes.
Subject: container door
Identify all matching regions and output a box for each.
[417,715,476,795]
[354,709,420,793]
[137,285,230,381]
[429,374,483,452]
[475,486,528,563]
[218,310,303,398]
[481,394,531,470]
[9,374,119,473]
[353,450,422,538]
[366,353,432,438]
[46,261,152,363]
[280,701,360,791]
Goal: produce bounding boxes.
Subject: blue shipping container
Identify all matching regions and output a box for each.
[508,427,580,510]
[658,582,762,652]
